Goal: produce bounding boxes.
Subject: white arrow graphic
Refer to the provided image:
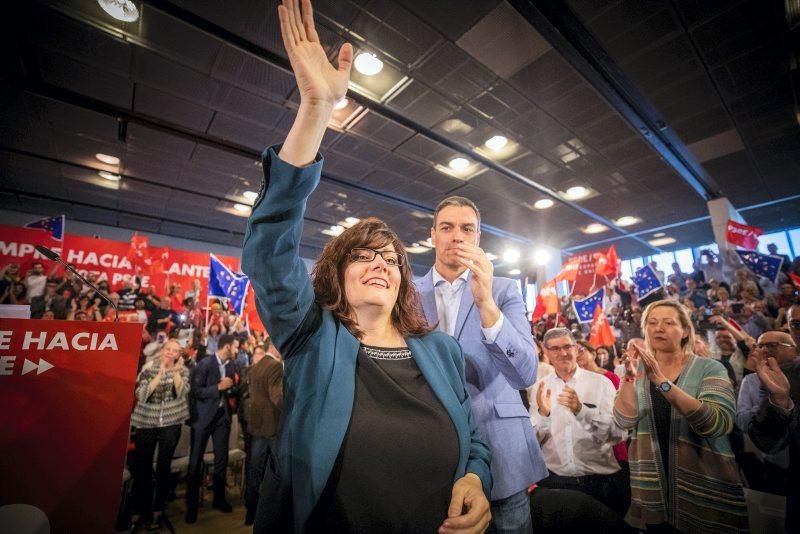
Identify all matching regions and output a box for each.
[21,359,54,376]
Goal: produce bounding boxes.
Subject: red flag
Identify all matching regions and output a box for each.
[589,305,616,348]
[726,220,763,250]
[532,279,559,321]
[595,245,619,278]
[790,273,800,290]
[148,247,170,291]
[571,256,599,296]
[127,232,150,271]
[245,286,267,333]
[555,257,581,282]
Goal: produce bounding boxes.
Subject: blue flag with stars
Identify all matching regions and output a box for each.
[209,254,250,315]
[736,249,783,283]
[25,215,64,240]
[573,287,605,324]
[634,264,662,300]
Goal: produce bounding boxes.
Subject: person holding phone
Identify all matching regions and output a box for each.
[613,300,748,532]
[129,340,190,531]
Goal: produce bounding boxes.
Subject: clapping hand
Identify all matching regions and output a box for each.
[632,344,667,385]
[536,381,552,417]
[755,357,791,410]
[557,386,582,415]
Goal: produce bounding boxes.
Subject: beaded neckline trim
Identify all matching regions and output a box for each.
[362,345,412,360]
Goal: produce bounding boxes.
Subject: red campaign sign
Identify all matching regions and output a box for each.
[0,224,239,301]
[0,318,142,532]
[726,219,763,250]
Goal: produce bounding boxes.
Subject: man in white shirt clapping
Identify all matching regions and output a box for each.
[530,327,629,517]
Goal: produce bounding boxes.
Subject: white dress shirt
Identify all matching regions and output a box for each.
[432,268,503,341]
[530,366,625,476]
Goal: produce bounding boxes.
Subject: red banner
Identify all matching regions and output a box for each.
[726,219,763,250]
[0,318,141,532]
[532,279,559,322]
[0,224,239,301]
[589,305,616,348]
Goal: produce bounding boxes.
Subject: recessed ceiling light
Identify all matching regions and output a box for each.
[95,153,120,165]
[448,157,470,171]
[421,238,435,248]
[242,191,258,201]
[406,245,431,254]
[649,237,676,246]
[354,52,383,76]
[615,216,641,227]
[345,216,360,225]
[329,225,344,235]
[97,0,140,22]
[485,135,508,151]
[564,186,590,200]
[485,252,498,261]
[508,269,521,276]
[653,232,666,237]
[533,249,551,266]
[98,171,121,182]
[533,199,554,210]
[334,98,349,110]
[233,203,251,213]
[583,223,609,234]
[503,248,521,263]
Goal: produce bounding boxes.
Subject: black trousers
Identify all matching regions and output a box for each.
[186,408,230,507]
[537,465,631,518]
[131,424,182,518]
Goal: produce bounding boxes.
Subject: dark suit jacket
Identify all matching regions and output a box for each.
[246,356,283,438]
[190,354,238,429]
[30,294,68,319]
[241,146,491,531]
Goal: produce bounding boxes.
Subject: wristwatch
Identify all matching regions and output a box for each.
[656,380,672,393]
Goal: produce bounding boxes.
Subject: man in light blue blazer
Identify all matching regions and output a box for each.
[417,196,548,533]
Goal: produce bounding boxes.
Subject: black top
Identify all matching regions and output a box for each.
[650,376,680,500]
[307,344,459,533]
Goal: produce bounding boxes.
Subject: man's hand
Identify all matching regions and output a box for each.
[455,243,499,327]
[439,473,490,534]
[756,357,791,410]
[557,386,582,415]
[536,381,552,417]
[218,376,234,391]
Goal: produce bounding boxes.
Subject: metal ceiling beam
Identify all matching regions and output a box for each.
[508,0,723,204]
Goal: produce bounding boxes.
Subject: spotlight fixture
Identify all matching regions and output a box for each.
[649,237,676,246]
[564,186,589,200]
[484,135,508,151]
[354,52,383,76]
[448,157,470,171]
[652,232,666,237]
[345,217,361,226]
[95,153,120,165]
[334,98,349,110]
[508,269,521,276]
[582,223,608,234]
[502,248,521,263]
[485,252,498,262]
[97,0,140,22]
[614,216,641,227]
[532,249,551,266]
[233,203,251,213]
[98,171,121,182]
[533,199,554,210]
[242,191,258,202]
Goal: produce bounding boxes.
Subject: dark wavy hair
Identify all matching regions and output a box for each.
[312,217,433,339]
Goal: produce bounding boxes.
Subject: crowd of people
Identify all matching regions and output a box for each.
[4,1,800,532]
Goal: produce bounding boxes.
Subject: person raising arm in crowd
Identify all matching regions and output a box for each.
[240,1,491,532]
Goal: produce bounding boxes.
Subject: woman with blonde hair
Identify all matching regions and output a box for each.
[613,300,748,532]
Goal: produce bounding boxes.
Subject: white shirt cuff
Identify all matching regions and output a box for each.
[481,313,504,343]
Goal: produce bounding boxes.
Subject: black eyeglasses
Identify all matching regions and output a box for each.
[348,248,402,267]
[755,342,795,351]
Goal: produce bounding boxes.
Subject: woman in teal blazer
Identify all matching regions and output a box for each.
[241,1,491,532]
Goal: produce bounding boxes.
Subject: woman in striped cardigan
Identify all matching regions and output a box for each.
[614,300,748,533]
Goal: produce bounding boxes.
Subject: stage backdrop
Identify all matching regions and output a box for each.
[0,224,239,301]
[0,318,141,532]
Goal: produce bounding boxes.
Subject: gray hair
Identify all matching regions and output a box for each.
[433,196,481,229]
[542,327,575,348]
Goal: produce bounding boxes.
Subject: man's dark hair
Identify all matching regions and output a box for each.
[218,333,237,350]
[31,262,44,269]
